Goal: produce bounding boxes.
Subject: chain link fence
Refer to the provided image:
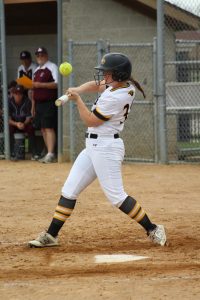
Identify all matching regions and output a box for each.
[0,63,4,159]
[165,0,200,162]
[67,41,99,161]
[68,40,155,162]
[1,1,199,163]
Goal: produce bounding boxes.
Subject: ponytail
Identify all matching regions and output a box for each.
[130,76,146,99]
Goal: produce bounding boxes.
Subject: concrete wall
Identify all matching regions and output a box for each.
[62,0,157,42]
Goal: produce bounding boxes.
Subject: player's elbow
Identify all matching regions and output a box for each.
[84,121,99,127]
[84,118,104,127]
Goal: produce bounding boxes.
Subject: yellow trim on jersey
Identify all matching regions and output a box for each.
[95,107,111,119]
[110,82,130,92]
[93,106,111,121]
[128,90,134,96]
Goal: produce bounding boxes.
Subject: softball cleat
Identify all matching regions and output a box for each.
[28,232,58,248]
[38,154,56,164]
[148,225,167,246]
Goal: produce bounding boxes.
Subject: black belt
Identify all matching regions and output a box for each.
[85,133,119,139]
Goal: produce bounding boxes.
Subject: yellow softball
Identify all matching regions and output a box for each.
[59,62,73,76]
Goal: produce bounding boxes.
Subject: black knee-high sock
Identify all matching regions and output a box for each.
[119,196,156,232]
[47,196,76,237]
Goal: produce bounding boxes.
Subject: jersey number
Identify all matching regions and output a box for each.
[120,104,130,124]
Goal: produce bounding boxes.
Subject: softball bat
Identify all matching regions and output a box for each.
[55,94,69,106]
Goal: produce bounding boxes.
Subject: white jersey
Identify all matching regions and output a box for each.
[34,61,58,83]
[88,82,136,135]
[17,62,38,80]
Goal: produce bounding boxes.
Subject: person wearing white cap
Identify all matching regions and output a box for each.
[32,47,58,163]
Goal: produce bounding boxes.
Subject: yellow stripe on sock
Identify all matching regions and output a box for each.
[56,205,73,215]
[53,212,69,222]
[128,202,141,219]
[134,209,146,222]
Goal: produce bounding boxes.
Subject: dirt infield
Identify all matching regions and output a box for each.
[0,160,199,300]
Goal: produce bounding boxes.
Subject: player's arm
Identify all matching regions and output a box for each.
[31,98,36,117]
[9,117,18,127]
[24,100,33,125]
[32,82,57,89]
[8,117,23,129]
[67,80,106,95]
[24,116,32,126]
[67,91,105,127]
[33,64,58,89]
[17,66,20,79]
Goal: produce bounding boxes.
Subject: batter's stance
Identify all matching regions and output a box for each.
[29,53,167,247]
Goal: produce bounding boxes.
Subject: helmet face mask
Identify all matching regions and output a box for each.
[94,70,105,85]
[94,69,113,85]
[94,53,132,85]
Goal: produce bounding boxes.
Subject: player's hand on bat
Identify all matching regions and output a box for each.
[66,87,78,94]
[66,88,81,102]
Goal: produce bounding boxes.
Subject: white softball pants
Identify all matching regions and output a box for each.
[61,136,128,207]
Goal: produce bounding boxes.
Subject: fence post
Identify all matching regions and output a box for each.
[0,0,10,159]
[153,37,159,163]
[157,0,168,163]
[68,39,75,161]
[57,0,63,163]
[97,39,105,64]
[105,39,110,54]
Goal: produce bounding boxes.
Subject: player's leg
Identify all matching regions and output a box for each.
[47,148,97,236]
[118,196,167,246]
[92,147,156,231]
[33,102,47,158]
[91,139,166,245]
[9,125,16,158]
[40,101,57,163]
[28,149,97,247]
[43,128,56,157]
[24,123,38,158]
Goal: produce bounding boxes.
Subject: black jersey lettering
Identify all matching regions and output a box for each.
[120,104,130,124]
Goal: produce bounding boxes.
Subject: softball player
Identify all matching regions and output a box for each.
[29,53,167,247]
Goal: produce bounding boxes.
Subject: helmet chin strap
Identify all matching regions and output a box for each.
[94,71,114,86]
[102,79,114,86]
[95,80,114,86]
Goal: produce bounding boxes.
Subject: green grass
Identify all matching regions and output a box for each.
[178,141,200,149]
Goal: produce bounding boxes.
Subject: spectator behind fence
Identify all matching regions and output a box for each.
[8,80,17,99]
[17,51,37,100]
[9,84,37,161]
[32,47,58,164]
[17,51,37,80]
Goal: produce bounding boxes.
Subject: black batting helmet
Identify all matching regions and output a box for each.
[94,53,132,82]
